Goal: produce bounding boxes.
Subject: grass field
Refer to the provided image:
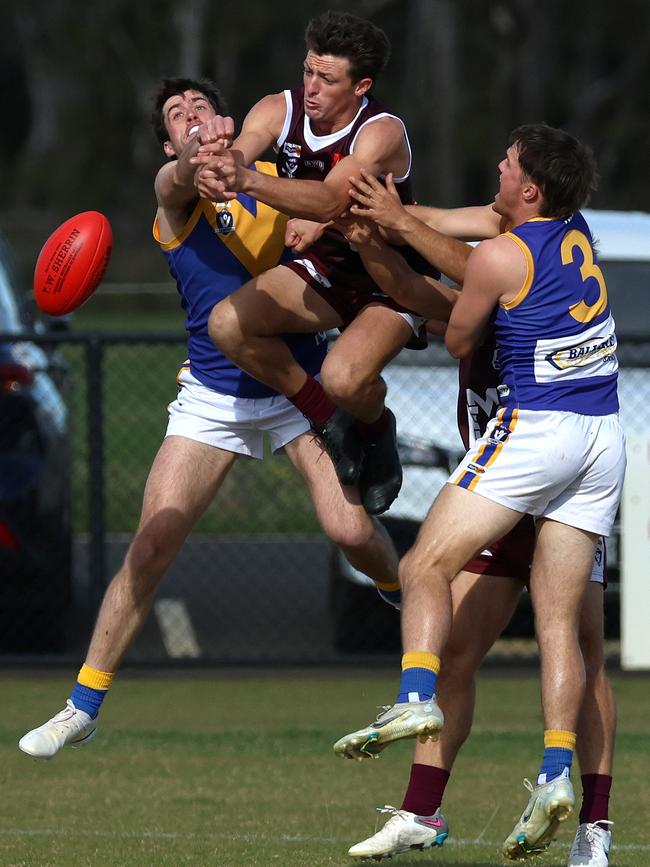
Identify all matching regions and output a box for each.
[1,670,649,866]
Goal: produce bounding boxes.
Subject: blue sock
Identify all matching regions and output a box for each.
[538,747,573,784]
[70,683,107,719]
[397,652,440,703]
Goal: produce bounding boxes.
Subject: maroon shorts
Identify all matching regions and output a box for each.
[463,515,535,581]
[463,515,607,588]
[281,255,427,350]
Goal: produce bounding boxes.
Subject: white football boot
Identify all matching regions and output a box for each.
[567,821,613,867]
[333,698,443,760]
[503,770,575,860]
[349,806,448,860]
[19,700,97,759]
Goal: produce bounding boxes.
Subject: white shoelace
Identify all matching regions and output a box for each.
[574,821,613,856]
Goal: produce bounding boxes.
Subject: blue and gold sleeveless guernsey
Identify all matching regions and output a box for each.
[153,161,326,398]
[492,212,619,415]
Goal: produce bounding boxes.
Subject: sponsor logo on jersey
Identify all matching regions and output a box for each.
[304,159,326,171]
[283,142,301,157]
[545,333,617,371]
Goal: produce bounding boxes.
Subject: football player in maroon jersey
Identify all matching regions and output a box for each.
[190,11,455,516]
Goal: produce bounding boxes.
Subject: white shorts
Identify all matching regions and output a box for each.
[165,368,310,458]
[449,407,626,537]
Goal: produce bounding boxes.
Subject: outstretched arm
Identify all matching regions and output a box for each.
[193,114,408,222]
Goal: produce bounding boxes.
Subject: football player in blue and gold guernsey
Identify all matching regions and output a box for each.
[18,77,401,760]
[333,124,625,865]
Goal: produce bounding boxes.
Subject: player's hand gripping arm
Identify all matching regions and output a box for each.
[193,111,407,222]
[335,216,459,320]
[191,94,284,201]
[349,170,474,285]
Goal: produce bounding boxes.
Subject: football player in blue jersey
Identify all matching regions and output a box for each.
[332,178,615,867]
[17,77,401,761]
[333,124,624,865]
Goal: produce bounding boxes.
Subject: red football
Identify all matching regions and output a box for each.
[34,211,112,315]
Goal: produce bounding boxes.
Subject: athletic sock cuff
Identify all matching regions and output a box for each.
[77,663,114,691]
[544,729,577,750]
[402,652,440,674]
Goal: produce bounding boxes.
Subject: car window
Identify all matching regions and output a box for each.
[0,252,22,332]
[600,261,650,338]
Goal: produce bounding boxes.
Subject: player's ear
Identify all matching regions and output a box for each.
[354,77,372,97]
[522,181,540,205]
[163,140,175,159]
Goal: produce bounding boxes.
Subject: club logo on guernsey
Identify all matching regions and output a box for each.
[214,205,235,236]
[282,142,301,178]
[488,423,512,444]
[545,333,617,371]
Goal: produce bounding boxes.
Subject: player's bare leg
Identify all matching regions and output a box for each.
[503,519,599,860]
[334,485,523,759]
[568,582,616,866]
[208,266,342,396]
[320,304,412,423]
[19,437,236,759]
[208,266,368,484]
[85,437,237,671]
[349,570,522,859]
[285,433,399,600]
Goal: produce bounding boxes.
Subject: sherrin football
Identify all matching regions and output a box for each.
[34,211,112,315]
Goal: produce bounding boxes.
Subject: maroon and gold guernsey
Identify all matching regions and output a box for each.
[276,86,438,335]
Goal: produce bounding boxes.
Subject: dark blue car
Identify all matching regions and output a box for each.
[0,233,72,653]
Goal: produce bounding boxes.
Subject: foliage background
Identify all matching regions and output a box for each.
[0,0,648,287]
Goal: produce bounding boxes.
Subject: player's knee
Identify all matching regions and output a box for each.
[321,354,375,404]
[398,546,441,592]
[124,530,178,589]
[324,512,374,550]
[208,299,242,354]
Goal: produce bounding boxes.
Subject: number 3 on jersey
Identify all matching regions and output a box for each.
[561,229,608,323]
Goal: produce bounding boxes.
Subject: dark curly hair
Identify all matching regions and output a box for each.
[151,77,228,145]
[509,123,599,218]
[305,11,390,84]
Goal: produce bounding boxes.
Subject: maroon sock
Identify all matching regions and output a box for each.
[580,773,612,824]
[288,376,336,427]
[357,408,389,440]
[401,763,450,816]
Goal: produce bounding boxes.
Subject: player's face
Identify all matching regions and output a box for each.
[162,90,216,156]
[302,51,371,128]
[493,144,525,217]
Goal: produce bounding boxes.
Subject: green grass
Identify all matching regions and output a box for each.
[1,671,649,866]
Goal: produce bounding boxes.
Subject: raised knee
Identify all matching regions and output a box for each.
[326,514,375,551]
[208,299,242,354]
[321,355,368,404]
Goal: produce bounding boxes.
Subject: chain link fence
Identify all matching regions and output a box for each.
[0,332,645,662]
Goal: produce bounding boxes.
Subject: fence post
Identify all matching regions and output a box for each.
[85,335,106,613]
